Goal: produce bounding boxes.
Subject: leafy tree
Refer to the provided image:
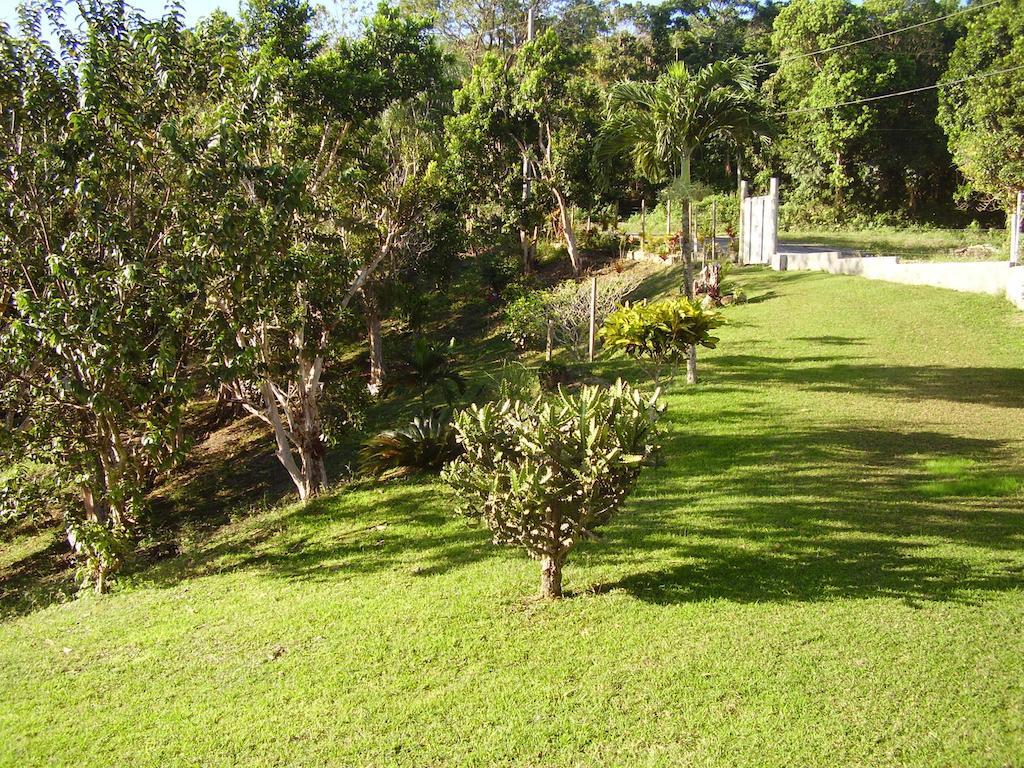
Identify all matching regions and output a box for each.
[447,29,601,275]
[189,2,452,498]
[443,381,663,598]
[599,58,767,379]
[589,31,658,86]
[353,93,461,395]
[769,0,959,223]
[0,1,224,589]
[937,0,1024,212]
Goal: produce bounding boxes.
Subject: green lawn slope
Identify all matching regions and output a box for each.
[2,267,1023,767]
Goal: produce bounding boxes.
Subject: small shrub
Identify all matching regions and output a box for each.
[578,229,624,254]
[399,338,467,407]
[536,241,566,266]
[545,271,647,359]
[442,381,663,598]
[479,246,522,294]
[479,360,543,403]
[66,519,130,595]
[502,290,550,350]
[601,298,723,384]
[359,408,463,479]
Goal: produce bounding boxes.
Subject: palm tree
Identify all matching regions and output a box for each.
[599,59,772,383]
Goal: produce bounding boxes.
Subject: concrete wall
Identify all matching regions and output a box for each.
[772,250,1024,309]
[1007,265,1024,310]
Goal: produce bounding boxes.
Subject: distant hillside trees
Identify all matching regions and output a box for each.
[937,0,1024,212]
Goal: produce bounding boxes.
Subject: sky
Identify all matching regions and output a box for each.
[0,0,374,35]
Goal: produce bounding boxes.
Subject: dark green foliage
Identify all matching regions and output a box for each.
[399,338,467,406]
[0,0,226,590]
[359,408,462,478]
[502,291,550,350]
[536,360,574,390]
[937,0,1024,210]
[769,0,962,224]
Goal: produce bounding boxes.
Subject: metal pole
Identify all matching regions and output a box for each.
[527,6,535,40]
[588,276,598,362]
[546,318,554,361]
[1013,190,1023,266]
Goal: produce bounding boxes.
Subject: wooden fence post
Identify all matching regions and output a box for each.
[588,276,597,362]
[711,200,717,261]
[640,199,646,252]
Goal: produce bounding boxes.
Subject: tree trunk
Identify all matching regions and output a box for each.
[364,288,385,396]
[261,381,308,498]
[553,186,582,275]
[519,228,532,275]
[297,355,327,498]
[666,197,672,235]
[680,151,698,385]
[540,554,563,598]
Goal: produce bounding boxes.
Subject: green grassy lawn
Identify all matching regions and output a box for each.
[2,267,1024,767]
[780,226,1010,262]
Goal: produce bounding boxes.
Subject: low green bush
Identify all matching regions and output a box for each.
[359,408,463,479]
[502,291,550,350]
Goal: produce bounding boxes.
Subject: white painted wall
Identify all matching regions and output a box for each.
[1007,265,1024,309]
[772,250,1024,309]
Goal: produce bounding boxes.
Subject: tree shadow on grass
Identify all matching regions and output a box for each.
[589,425,1024,605]
[597,538,1024,606]
[707,354,1024,408]
[138,482,494,591]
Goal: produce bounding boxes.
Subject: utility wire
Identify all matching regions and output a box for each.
[757,0,1001,69]
[776,62,1024,116]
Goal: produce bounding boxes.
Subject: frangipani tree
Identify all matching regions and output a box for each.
[443,381,663,598]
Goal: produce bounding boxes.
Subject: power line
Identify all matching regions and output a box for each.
[776,62,1024,116]
[757,0,1001,70]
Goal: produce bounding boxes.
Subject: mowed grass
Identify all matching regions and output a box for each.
[780,226,1010,262]
[2,267,1024,767]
